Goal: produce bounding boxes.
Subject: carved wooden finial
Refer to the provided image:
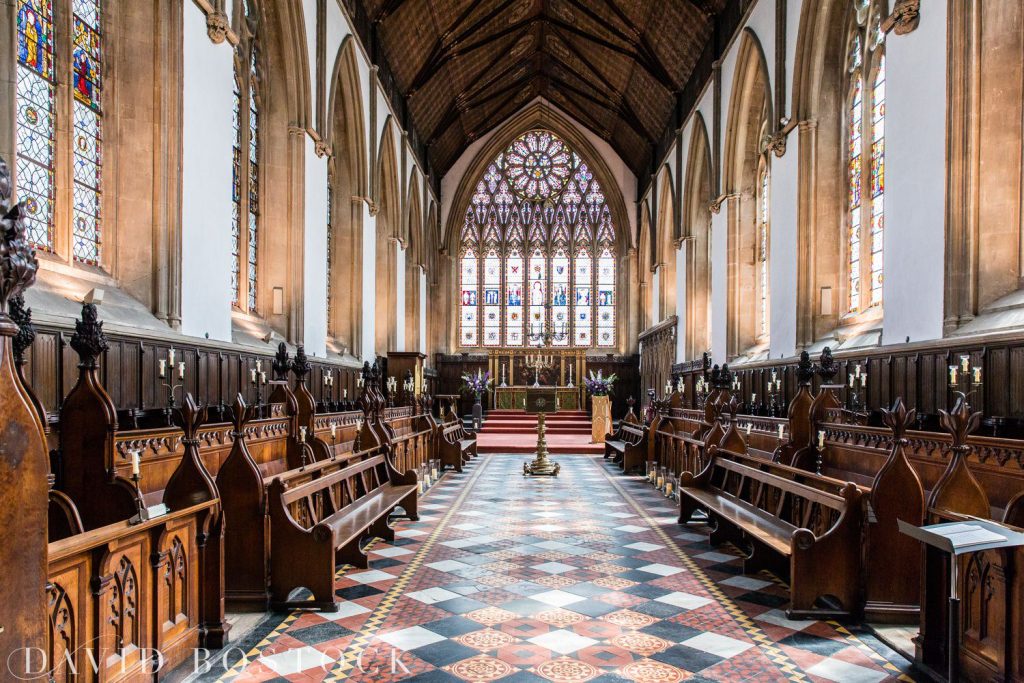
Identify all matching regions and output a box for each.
[881,397,916,443]
[795,350,814,386]
[701,351,711,372]
[816,347,838,383]
[291,344,311,381]
[173,392,208,443]
[70,302,109,368]
[939,392,981,452]
[717,364,733,390]
[709,364,721,386]
[231,393,254,435]
[726,395,740,421]
[272,342,291,380]
[0,158,39,336]
[10,294,34,365]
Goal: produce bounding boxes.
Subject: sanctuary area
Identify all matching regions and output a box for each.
[2,0,1023,681]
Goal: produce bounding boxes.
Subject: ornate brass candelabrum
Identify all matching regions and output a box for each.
[523,412,560,476]
[524,351,553,387]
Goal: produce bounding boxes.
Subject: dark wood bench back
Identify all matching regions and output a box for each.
[706,457,857,539]
[620,423,645,445]
[277,455,389,530]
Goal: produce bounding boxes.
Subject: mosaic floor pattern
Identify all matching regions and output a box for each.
[209,454,916,682]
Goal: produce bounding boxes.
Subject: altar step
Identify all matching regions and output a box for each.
[476,409,605,454]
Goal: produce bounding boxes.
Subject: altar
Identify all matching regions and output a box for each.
[486,348,588,411]
[494,385,584,411]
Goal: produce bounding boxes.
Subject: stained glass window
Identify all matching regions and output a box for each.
[458,130,617,348]
[846,1,886,312]
[71,0,102,264]
[16,0,57,251]
[232,4,260,312]
[757,163,770,338]
[326,182,332,328]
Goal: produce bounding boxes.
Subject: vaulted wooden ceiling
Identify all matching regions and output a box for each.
[361,0,727,179]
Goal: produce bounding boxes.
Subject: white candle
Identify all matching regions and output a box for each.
[974,367,982,383]
[256,359,262,372]
[855,364,862,378]
[949,366,958,384]
[961,355,970,372]
[746,423,752,435]
[778,424,784,438]
[158,359,167,379]
[168,347,175,365]
[751,393,757,403]
[178,362,185,379]
[251,368,257,383]
[817,430,825,449]
[131,450,140,476]
[343,388,348,399]
[330,423,337,439]
[260,371,266,384]
[299,426,307,442]
[849,373,855,388]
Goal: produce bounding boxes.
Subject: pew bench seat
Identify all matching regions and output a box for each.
[268,454,418,612]
[604,423,647,473]
[439,423,475,473]
[679,454,864,620]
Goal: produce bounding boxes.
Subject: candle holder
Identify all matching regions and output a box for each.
[500,363,508,388]
[159,347,186,425]
[948,354,983,404]
[328,422,338,460]
[251,363,269,416]
[323,369,335,403]
[524,351,552,387]
[354,416,365,452]
[846,363,867,413]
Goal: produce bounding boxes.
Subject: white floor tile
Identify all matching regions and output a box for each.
[681,631,754,659]
[530,561,576,574]
[719,575,773,591]
[377,625,447,651]
[655,592,713,610]
[347,569,395,584]
[259,646,335,675]
[407,587,462,604]
[624,542,664,552]
[528,629,598,655]
[806,658,888,683]
[530,589,586,607]
[636,563,684,577]
[371,546,413,558]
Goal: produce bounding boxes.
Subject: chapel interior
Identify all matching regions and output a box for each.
[2,0,1023,681]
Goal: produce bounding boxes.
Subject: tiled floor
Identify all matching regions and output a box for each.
[207,454,917,682]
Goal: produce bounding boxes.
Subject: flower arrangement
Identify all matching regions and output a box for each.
[461,369,493,399]
[584,369,617,396]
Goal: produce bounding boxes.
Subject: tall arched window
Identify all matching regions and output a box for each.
[458,130,617,348]
[16,0,103,264]
[756,141,770,339]
[846,0,886,313]
[232,0,261,312]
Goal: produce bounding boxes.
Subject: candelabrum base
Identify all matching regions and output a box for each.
[524,413,560,477]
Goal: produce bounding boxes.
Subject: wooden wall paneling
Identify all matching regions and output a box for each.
[1011,347,1024,419]
[61,332,77,409]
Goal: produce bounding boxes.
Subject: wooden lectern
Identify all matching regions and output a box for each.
[523,387,560,476]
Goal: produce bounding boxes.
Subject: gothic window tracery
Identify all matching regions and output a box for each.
[16,0,103,264]
[458,130,617,348]
[846,0,886,313]
[232,0,261,312]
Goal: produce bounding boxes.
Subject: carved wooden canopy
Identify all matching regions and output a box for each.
[359,0,725,177]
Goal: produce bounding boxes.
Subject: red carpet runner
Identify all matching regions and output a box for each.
[475,409,605,454]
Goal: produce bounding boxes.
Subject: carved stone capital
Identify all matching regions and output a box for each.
[881,0,920,36]
[760,131,787,158]
[206,10,230,44]
[708,195,725,215]
[314,139,331,158]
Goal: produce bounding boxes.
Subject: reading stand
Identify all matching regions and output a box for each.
[899,518,1024,682]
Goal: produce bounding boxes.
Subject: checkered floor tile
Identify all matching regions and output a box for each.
[205,454,917,682]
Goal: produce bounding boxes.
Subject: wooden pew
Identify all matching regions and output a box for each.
[268,453,418,611]
[440,421,475,472]
[47,499,220,680]
[605,421,647,473]
[678,452,864,619]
